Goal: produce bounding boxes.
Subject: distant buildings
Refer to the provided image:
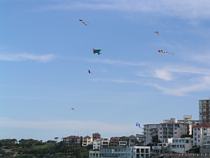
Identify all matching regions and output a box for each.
[89,146,150,158]
[62,98,210,156]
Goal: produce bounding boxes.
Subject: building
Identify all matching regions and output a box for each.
[128,135,139,146]
[199,99,210,123]
[100,138,109,148]
[200,135,210,154]
[89,150,100,158]
[119,136,129,146]
[168,137,193,153]
[178,115,200,136]
[93,139,101,150]
[82,136,93,147]
[89,146,150,158]
[92,133,101,141]
[109,137,120,147]
[144,124,160,145]
[158,118,189,143]
[62,136,81,145]
[193,123,210,147]
[152,138,193,154]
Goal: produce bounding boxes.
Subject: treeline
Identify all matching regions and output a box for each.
[0,139,89,158]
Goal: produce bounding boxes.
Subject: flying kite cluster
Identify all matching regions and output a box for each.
[76,19,174,129]
[79,19,102,75]
[154,31,174,56]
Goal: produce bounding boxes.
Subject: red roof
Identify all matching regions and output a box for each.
[192,123,210,128]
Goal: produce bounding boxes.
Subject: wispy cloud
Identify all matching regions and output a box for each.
[191,53,210,64]
[46,0,210,19]
[91,63,210,96]
[152,65,210,81]
[0,53,55,62]
[92,78,142,85]
[152,75,210,96]
[84,58,146,67]
[153,69,173,81]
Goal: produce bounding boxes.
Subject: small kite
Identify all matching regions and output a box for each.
[154,31,160,36]
[88,69,91,74]
[158,49,174,55]
[136,122,141,128]
[79,19,87,26]
[93,48,102,55]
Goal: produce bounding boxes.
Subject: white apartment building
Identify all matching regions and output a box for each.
[193,123,210,146]
[82,136,92,147]
[152,138,192,154]
[201,135,210,154]
[89,146,150,158]
[158,118,188,143]
[168,137,192,153]
[101,138,109,148]
[93,139,101,150]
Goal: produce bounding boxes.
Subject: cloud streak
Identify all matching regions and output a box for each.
[92,78,143,85]
[152,75,210,96]
[0,53,55,62]
[92,63,210,96]
[85,58,146,67]
[149,65,210,96]
[46,0,210,19]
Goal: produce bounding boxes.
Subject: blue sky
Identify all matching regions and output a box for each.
[1,0,210,140]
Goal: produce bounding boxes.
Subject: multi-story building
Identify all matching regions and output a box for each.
[129,135,138,146]
[92,133,101,141]
[135,134,145,145]
[109,137,120,147]
[100,138,109,148]
[92,138,110,150]
[199,99,210,123]
[82,136,93,147]
[158,118,189,143]
[178,115,200,136]
[89,150,100,158]
[89,146,150,158]
[62,136,82,146]
[144,124,160,145]
[152,137,192,154]
[168,137,193,153]
[200,135,210,154]
[193,123,210,146]
[93,139,101,150]
[119,136,129,146]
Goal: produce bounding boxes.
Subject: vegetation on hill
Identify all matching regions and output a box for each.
[0,139,89,158]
